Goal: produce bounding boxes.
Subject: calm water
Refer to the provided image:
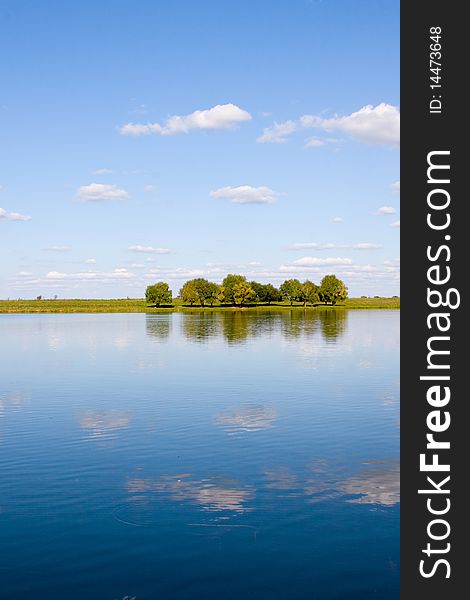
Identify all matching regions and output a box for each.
[0,310,399,599]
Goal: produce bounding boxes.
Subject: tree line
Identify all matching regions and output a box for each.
[145,274,348,308]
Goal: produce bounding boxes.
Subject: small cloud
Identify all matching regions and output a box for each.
[144,185,154,192]
[16,271,34,277]
[257,120,297,144]
[46,269,135,281]
[0,207,32,221]
[332,216,343,223]
[128,245,171,254]
[352,243,383,250]
[45,245,71,252]
[377,206,396,215]
[302,103,400,146]
[76,183,129,202]
[210,185,278,204]
[292,257,353,266]
[120,103,251,136]
[390,180,400,193]
[390,220,400,228]
[304,137,325,148]
[92,168,113,175]
[132,104,148,115]
[288,242,336,250]
[84,258,96,264]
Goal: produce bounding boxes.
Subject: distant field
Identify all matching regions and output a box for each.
[0,296,400,313]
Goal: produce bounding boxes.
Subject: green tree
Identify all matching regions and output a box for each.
[263,283,281,304]
[216,285,226,304]
[279,279,303,305]
[181,278,220,306]
[249,281,264,303]
[222,274,247,305]
[233,281,256,306]
[318,274,348,305]
[301,280,319,306]
[205,281,220,306]
[145,282,172,307]
[180,280,199,306]
[249,282,281,304]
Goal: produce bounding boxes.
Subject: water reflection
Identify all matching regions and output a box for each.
[318,309,348,341]
[172,309,349,345]
[215,404,277,433]
[304,459,400,507]
[79,410,130,440]
[181,311,220,342]
[127,474,254,513]
[0,391,30,417]
[264,467,301,496]
[338,461,400,506]
[124,458,399,515]
[145,314,171,341]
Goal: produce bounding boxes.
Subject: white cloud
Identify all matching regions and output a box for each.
[76,183,129,202]
[302,103,400,146]
[377,206,396,215]
[352,243,383,250]
[84,258,96,264]
[0,207,32,221]
[210,185,278,204]
[332,216,343,223]
[128,245,171,254]
[304,137,325,148]
[376,206,397,215]
[292,257,353,266]
[259,103,399,147]
[16,271,34,277]
[257,120,297,144]
[288,242,336,250]
[288,242,382,251]
[45,245,71,252]
[391,180,400,193]
[390,220,400,228]
[120,103,251,136]
[145,267,205,279]
[92,168,113,175]
[46,269,135,281]
[144,185,154,192]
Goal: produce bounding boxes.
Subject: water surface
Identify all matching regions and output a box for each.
[0,310,399,599]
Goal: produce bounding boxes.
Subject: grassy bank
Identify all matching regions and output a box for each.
[0,296,399,314]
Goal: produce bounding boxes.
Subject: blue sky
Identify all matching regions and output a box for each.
[0,0,399,298]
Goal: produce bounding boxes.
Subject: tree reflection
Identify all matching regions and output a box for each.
[221,311,250,344]
[318,309,348,341]
[145,314,171,341]
[178,309,348,344]
[181,311,221,343]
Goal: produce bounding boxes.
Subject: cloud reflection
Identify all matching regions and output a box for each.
[338,461,400,506]
[215,404,277,433]
[127,474,254,513]
[303,459,400,506]
[0,391,30,417]
[79,410,130,439]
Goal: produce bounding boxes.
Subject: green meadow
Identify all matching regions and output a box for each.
[0,296,399,314]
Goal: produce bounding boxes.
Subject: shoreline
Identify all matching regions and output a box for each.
[0,297,400,314]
